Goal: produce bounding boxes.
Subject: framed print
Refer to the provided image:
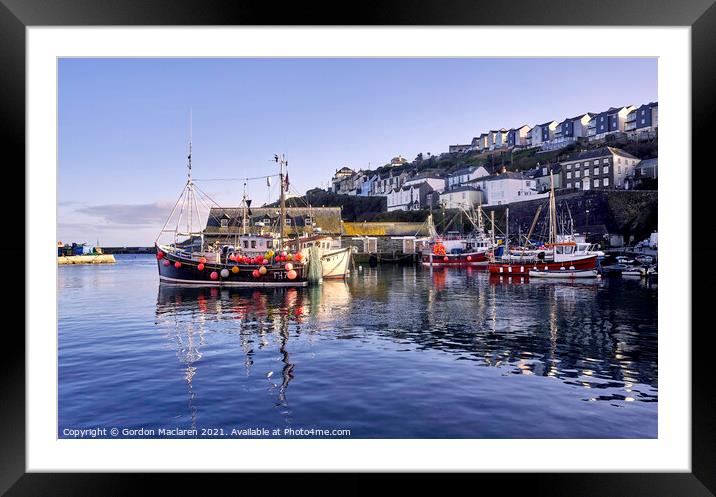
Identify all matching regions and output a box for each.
[3,0,714,494]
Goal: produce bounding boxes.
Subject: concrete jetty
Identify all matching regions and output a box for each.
[58,254,116,265]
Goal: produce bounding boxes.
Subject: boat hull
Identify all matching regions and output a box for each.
[319,247,352,279]
[420,250,489,267]
[157,249,308,287]
[488,255,598,275]
[528,269,599,279]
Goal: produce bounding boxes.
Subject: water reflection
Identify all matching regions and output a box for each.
[154,266,657,425]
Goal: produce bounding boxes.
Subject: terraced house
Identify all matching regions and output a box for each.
[560,147,641,190]
[587,106,635,141]
[625,102,658,136]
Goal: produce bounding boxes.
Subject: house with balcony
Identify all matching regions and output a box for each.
[560,146,641,190]
[487,129,507,150]
[445,165,490,191]
[530,121,558,147]
[507,125,531,148]
[471,133,489,151]
[625,102,658,137]
[439,186,485,210]
[587,106,635,141]
[545,113,592,150]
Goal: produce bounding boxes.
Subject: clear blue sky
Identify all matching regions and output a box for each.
[58,57,657,246]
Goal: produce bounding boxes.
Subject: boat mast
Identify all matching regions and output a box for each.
[490,210,495,261]
[505,207,509,256]
[548,171,557,244]
[276,153,287,250]
[187,115,193,247]
[241,181,248,236]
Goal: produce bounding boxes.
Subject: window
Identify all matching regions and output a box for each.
[618,166,622,174]
[304,216,312,226]
[263,218,271,225]
[567,164,572,170]
[603,166,609,174]
[243,240,249,249]
[618,158,622,164]
[603,158,609,164]
[220,218,229,228]
[594,168,599,176]
[603,178,610,186]
[641,118,646,124]
[285,218,292,226]
[575,170,580,178]
[567,182,572,188]
[526,181,531,186]
[594,179,600,187]
[593,160,599,165]
[584,169,589,177]
[251,240,256,249]
[267,240,273,249]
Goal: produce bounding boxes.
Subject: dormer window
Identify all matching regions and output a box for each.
[220,218,229,228]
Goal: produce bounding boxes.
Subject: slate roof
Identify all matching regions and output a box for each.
[562,146,640,162]
[204,206,342,235]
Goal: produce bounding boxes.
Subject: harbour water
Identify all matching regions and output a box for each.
[58,255,657,438]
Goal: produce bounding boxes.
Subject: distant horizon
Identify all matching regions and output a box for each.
[58,57,657,246]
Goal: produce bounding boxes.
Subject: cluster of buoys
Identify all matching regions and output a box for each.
[433,243,446,256]
[160,248,305,281]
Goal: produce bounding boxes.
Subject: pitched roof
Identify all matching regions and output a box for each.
[204,206,343,235]
[562,146,640,162]
[441,185,482,194]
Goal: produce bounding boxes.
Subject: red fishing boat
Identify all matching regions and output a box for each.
[420,208,496,267]
[487,171,599,276]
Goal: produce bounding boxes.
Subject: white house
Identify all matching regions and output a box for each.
[467,172,545,206]
[439,186,485,210]
[387,182,435,212]
[403,173,445,193]
[445,165,490,190]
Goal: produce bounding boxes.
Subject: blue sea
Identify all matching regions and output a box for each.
[58,255,657,438]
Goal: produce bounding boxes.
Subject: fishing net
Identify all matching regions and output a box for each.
[307,245,323,285]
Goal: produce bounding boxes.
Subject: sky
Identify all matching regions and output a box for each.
[58,57,657,246]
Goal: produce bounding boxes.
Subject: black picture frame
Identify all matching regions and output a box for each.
[3,0,712,494]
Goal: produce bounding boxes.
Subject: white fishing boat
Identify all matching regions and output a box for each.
[287,234,352,279]
[528,268,599,279]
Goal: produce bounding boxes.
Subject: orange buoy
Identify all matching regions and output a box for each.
[174,261,182,268]
[197,263,205,271]
[231,265,239,274]
[252,269,260,278]
[287,269,297,280]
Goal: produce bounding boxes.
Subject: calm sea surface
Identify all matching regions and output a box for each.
[58,254,658,438]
